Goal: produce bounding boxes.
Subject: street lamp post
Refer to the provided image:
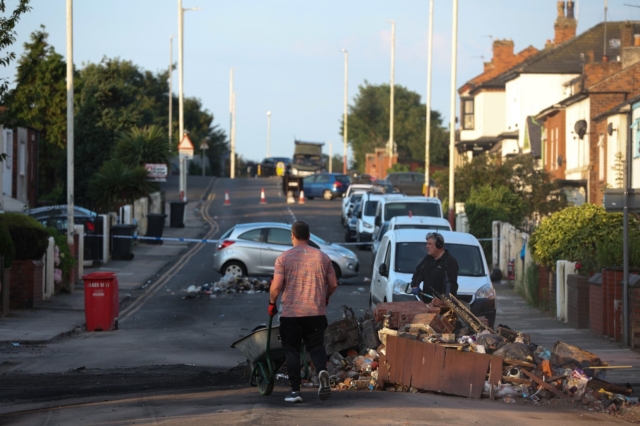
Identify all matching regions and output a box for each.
[168,34,174,148]
[267,111,271,158]
[177,0,200,201]
[328,141,332,173]
[66,0,74,247]
[341,49,348,174]
[448,0,459,228]
[425,0,434,197]
[388,20,395,173]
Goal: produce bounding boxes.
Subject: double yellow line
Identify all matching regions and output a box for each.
[119,180,219,323]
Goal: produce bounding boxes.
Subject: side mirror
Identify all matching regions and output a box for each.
[356,211,362,219]
[375,216,381,226]
[490,268,503,283]
[378,263,388,277]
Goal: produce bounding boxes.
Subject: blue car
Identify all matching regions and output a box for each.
[303,173,351,200]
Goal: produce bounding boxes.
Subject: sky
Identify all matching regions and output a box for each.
[3,0,639,163]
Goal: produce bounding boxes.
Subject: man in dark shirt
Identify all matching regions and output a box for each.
[410,232,459,298]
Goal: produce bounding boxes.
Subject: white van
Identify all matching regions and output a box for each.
[355,193,385,248]
[374,196,442,235]
[371,215,452,261]
[369,229,497,327]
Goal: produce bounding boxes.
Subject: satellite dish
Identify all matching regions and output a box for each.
[557,155,563,167]
[574,120,588,140]
[607,122,616,136]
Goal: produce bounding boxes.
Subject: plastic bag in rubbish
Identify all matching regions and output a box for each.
[493,342,534,362]
[476,334,506,351]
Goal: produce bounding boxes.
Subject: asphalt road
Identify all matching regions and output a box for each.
[0,177,627,424]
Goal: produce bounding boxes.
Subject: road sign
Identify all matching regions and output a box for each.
[178,133,194,159]
[199,140,209,150]
[145,163,168,182]
[604,188,640,212]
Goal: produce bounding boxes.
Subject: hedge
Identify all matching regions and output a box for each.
[0,222,15,268]
[0,213,49,260]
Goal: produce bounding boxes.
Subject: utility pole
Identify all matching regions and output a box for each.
[169,35,174,147]
[425,0,434,197]
[267,111,271,158]
[341,49,349,174]
[229,68,234,177]
[448,0,459,229]
[178,0,184,201]
[231,92,236,178]
[328,141,333,173]
[388,20,395,174]
[66,0,74,247]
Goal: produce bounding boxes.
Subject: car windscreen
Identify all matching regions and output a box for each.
[310,233,328,245]
[363,200,379,216]
[394,242,486,276]
[394,224,450,231]
[293,154,322,166]
[376,223,389,242]
[385,202,440,220]
[350,194,363,203]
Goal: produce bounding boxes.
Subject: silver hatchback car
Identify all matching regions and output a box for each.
[213,222,360,280]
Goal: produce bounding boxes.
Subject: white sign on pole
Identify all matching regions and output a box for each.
[178,133,194,159]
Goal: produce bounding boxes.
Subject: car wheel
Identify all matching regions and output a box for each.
[332,262,341,281]
[222,261,247,278]
[323,190,333,201]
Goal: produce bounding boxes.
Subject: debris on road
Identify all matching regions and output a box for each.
[182,275,270,298]
[312,296,636,419]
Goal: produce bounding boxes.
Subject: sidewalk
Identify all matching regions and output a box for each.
[0,200,207,344]
[495,281,640,386]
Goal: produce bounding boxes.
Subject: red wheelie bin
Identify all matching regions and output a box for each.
[82,272,119,331]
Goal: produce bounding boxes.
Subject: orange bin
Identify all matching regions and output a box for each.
[82,272,119,331]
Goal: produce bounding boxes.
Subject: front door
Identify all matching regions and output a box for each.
[2,129,13,198]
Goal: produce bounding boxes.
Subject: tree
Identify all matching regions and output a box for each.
[434,153,566,222]
[0,0,31,103]
[1,27,67,199]
[113,125,171,167]
[341,81,448,173]
[88,159,156,212]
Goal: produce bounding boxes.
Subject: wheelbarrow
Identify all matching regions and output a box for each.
[231,316,309,396]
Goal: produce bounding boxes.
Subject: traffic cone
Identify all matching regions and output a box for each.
[286,191,295,204]
[298,190,306,204]
[224,190,231,206]
[259,188,267,204]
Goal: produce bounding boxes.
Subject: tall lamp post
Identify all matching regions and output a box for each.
[388,20,395,173]
[448,0,459,228]
[178,0,201,201]
[168,34,174,148]
[66,0,74,247]
[425,0,434,197]
[267,111,271,158]
[341,49,348,174]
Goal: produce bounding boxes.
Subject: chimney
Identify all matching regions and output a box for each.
[492,39,515,67]
[554,1,577,45]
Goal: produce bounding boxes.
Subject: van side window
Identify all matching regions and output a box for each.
[375,238,388,265]
[383,241,392,270]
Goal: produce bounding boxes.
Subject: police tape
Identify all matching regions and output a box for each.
[89,234,222,244]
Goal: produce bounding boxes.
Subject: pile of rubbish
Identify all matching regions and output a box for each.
[183,275,270,298]
[317,296,636,416]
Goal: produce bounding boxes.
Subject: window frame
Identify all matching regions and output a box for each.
[462,97,474,130]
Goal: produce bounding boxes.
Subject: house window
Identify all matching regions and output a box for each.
[636,125,640,159]
[18,143,26,177]
[462,99,474,130]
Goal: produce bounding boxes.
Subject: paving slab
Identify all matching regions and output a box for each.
[495,281,640,386]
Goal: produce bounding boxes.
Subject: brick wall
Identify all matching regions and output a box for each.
[567,274,590,328]
[629,284,640,349]
[537,265,556,312]
[9,260,43,309]
[589,280,604,336]
[602,269,625,341]
[1,268,9,316]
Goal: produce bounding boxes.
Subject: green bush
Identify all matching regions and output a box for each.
[113,125,172,167]
[465,185,526,262]
[524,262,539,308]
[530,204,640,274]
[47,227,76,281]
[88,159,157,212]
[0,222,15,268]
[0,213,49,260]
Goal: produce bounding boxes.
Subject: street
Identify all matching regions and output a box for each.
[0,176,633,425]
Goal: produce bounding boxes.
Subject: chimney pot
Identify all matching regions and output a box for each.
[635,34,640,47]
[603,55,609,63]
[567,1,575,19]
[557,1,565,18]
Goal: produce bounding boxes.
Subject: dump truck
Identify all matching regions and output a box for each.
[282,140,325,198]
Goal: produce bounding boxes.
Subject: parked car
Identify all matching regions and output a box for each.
[342,184,374,212]
[28,205,101,261]
[259,157,291,177]
[344,199,362,242]
[369,229,497,327]
[213,222,359,280]
[372,179,395,194]
[303,173,350,200]
[385,172,426,195]
[355,193,385,249]
[370,215,451,262]
[341,191,365,226]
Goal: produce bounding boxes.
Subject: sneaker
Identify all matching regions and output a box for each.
[284,391,303,403]
[318,370,331,401]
